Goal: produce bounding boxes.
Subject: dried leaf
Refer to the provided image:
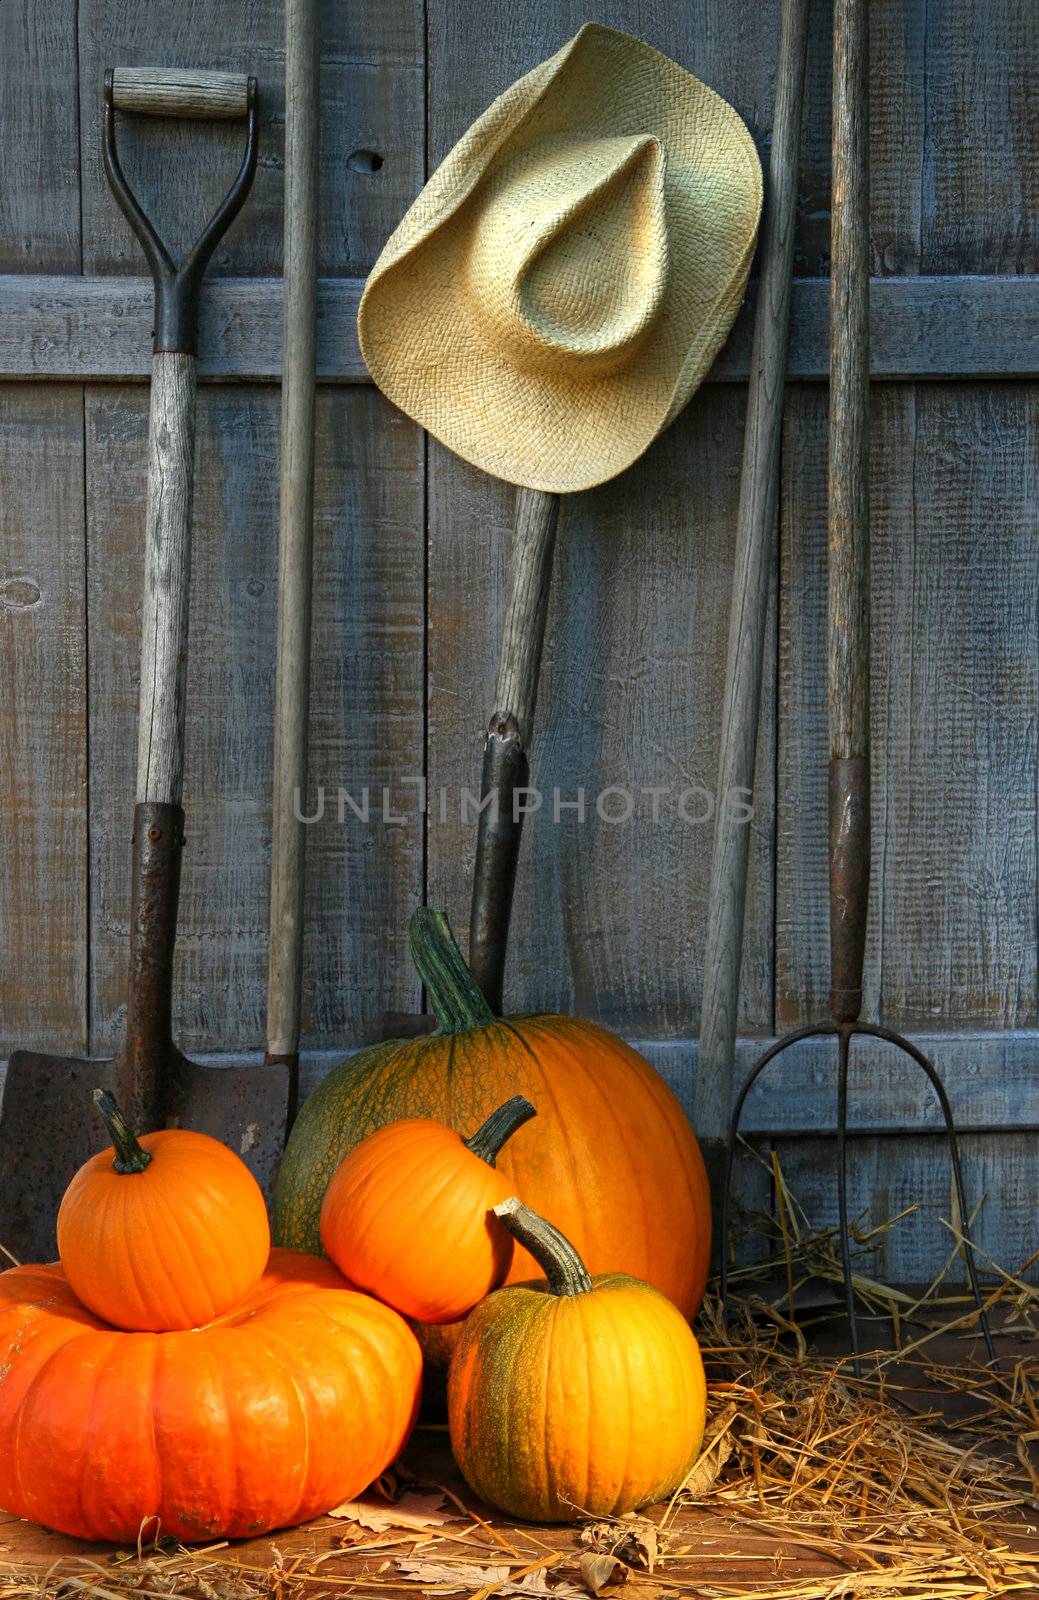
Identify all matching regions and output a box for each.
[579,1516,662,1572]
[507,1570,581,1597]
[577,1554,628,1595]
[395,1557,510,1593]
[329,1490,461,1531]
[680,1401,738,1500]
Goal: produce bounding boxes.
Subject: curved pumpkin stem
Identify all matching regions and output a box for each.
[92,1088,153,1175]
[409,907,496,1033]
[494,1197,593,1297]
[465,1095,536,1165]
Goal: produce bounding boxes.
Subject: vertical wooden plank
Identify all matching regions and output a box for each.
[300,389,425,1042]
[777,384,1039,1030]
[0,1,86,1063]
[918,0,1039,275]
[877,385,1039,1027]
[428,390,776,1034]
[0,0,81,272]
[796,1,1039,277]
[78,0,423,276]
[775,385,829,1027]
[428,0,782,168]
[0,387,88,1056]
[868,0,925,277]
[86,385,425,1053]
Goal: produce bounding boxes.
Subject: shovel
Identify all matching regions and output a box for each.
[0,67,288,1262]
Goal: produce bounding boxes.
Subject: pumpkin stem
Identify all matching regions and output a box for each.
[465,1095,537,1165]
[409,907,497,1033]
[92,1088,153,1175]
[493,1197,594,1297]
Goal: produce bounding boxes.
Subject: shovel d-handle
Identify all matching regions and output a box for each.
[469,487,560,1011]
[102,65,259,807]
[110,67,252,120]
[103,68,258,357]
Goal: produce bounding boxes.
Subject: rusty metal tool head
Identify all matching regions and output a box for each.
[0,67,287,1263]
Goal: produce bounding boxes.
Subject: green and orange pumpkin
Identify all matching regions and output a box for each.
[449,1198,707,1521]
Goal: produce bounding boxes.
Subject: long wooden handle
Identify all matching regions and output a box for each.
[111,67,251,119]
[468,487,560,1011]
[266,0,320,1104]
[827,0,871,1023]
[697,0,811,1160]
[136,350,197,806]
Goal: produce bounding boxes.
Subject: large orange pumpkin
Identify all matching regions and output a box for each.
[320,1096,536,1322]
[0,1250,421,1542]
[449,1198,707,1521]
[274,909,711,1342]
[57,1089,270,1331]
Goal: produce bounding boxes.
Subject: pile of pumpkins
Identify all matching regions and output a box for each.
[0,910,711,1544]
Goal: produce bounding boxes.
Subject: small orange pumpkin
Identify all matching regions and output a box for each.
[56,1089,271,1331]
[448,1198,707,1522]
[0,1249,421,1542]
[320,1096,536,1322]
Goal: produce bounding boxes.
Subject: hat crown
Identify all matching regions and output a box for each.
[463,133,670,378]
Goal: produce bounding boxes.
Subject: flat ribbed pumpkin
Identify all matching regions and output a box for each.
[320,1096,536,1322]
[56,1089,270,1331]
[274,909,710,1348]
[0,1249,421,1543]
[448,1198,707,1521]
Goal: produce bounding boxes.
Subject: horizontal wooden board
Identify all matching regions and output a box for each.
[8,1027,1039,1136]
[2,274,1038,382]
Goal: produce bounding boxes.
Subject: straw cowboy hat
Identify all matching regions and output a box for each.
[358,23,762,495]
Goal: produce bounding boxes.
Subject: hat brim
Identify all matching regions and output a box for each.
[358,24,762,494]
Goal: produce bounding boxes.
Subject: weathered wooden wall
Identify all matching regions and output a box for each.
[1,0,1037,1279]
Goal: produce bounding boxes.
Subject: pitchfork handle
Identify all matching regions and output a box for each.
[827,0,871,1022]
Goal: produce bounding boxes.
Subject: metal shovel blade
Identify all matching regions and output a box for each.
[0,1051,288,1265]
[0,1054,292,1266]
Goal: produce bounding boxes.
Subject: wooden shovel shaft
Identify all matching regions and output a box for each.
[827,0,871,1023]
[696,0,811,1151]
[136,350,197,806]
[267,0,320,1082]
[468,487,560,1010]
